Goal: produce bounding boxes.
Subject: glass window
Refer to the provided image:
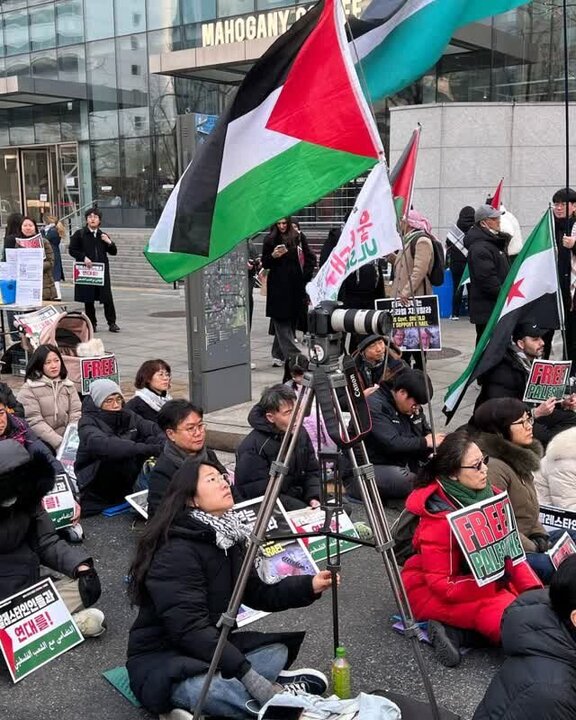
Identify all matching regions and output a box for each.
[5,55,29,77]
[120,137,152,225]
[29,4,55,52]
[4,10,30,56]
[1,0,25,9]
[217,0,254,19]
[182,23,202,50]
[0,148,19,225]
[84,0,114,41]
[115,0,146,35]
[147,27,182,55]
[116,34,149,137]
[56,0,84,46]
[34,104,61,144]
[87,40,118,139]
[150,75,177,134]
[182,0,216,24]
[152,133,177,222]
[30,49,58,79]
[91,139,122,225]
[60,100,87,141]
[58,44,86,83]
[147,0,180,30]
[9,106,34,145]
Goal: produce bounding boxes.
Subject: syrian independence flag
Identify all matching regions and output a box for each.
[145,0,382,282]
[352,0,530,103]
[389,126,420,221]
[443,209,560,420]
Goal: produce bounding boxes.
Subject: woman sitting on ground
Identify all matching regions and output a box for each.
[402,430,540,667]
[125,359,172,425]
[127,457,333,720]
[472,397,574,584]
[18,344,82,451]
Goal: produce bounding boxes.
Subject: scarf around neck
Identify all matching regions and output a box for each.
[189,508,251,550]
[135,387,172,413]
[164,439,208,467]
[438,476,494,508]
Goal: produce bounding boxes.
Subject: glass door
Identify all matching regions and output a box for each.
[55,143,80,221]
[21,148,53,223]
[0,150,20,227]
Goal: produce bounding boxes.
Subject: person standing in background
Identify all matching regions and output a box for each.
[43,215,66,300]
[446,206,474,320]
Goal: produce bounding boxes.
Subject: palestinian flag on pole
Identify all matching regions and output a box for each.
[490,178,504,208]
[390,125,420,221]
[352,0,530,103]
[443,209,560,421]
[145,0,382,282]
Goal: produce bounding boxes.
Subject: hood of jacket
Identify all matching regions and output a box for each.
[25,377,75,390]
[502,589,576,666]
[406,481,454,517]
[464,223,511,252]
[474,431,542,478]
[247,403,283,438]
[541,427,576,465]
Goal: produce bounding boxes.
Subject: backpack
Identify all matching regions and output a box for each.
[409,232,445,287]
[391,508,419,565]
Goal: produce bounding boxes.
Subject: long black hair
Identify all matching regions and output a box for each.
[25,344,67,381]
[127,457,221,605]
[20,216,39,236]
[415,430,475,488]
[269,216,299,247]
[472,397,527,441]
[4,213,23,239]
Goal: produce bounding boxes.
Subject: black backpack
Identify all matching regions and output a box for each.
[408,231,445,287]
[391,508,419,565]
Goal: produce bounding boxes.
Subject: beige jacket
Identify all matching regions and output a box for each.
[17,377,82,450]
[391,232,434,298]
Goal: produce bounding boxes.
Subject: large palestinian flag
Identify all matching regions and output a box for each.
[443,209,561,420]
[145,0,382,282]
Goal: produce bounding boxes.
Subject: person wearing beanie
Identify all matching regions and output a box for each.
[75,379,164,516]
[353,334,408,396]
[347,369,445,505]
[473,555,576,719]
[0,441,106,638]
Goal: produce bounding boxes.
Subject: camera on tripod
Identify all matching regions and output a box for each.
[306,301,392,365]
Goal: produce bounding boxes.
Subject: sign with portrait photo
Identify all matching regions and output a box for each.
[376,294,442,351]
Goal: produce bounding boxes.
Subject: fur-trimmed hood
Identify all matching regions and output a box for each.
[541,427,576,466]
[473,431,542,478]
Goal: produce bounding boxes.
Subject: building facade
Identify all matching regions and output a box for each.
[0,0,573,230]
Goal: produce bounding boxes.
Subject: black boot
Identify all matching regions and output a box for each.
[428,620,463,667]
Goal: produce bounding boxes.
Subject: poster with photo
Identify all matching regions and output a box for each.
[375,295,442,351]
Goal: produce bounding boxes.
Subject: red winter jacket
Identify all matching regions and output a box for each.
[401,481,541,644]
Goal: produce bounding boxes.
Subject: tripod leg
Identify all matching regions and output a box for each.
[191,386,315,720]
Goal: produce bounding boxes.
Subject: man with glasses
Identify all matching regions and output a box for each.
[147,399,227,518]
[235,384,321,510]
[75,379,164,516]
[476,321,576,448]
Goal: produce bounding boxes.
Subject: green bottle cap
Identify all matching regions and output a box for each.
[335,646,346,657]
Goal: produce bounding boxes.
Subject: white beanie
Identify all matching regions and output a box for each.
[90,379,123,408]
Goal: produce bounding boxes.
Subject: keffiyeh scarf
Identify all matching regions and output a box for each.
[189,508,252,550]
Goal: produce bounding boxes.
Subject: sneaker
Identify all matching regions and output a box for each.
[450,315,459,321]
[353,521,374,541]
[159,711,193,720]
[272,358,283,367]
[58,523,84,544]
[73,608,106,638]
[108,323,121,333]
[277,668,328,696]
[428,620,461,667]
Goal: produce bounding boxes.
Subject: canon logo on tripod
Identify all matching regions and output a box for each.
[348,373,362,398]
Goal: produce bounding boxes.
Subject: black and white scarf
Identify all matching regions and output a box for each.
[189,508,251,550]
[134,387,172,413]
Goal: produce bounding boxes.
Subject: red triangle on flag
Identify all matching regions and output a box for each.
[266,0,380,159]
[390,126,421,220]
[491,178,504,209]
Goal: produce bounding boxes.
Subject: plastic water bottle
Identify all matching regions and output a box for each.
[331,646,351,699]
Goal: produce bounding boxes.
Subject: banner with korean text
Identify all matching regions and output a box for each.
[306,162,402,306]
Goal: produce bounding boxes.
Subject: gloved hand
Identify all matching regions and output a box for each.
[76,566,102,607]
[529,534,551,554]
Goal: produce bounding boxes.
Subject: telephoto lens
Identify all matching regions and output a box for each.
[330,308,392,336]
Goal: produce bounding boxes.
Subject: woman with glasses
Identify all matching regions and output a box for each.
[75,379,164,516]
[125,359,173,425]
[127,457,332,720]
[402,431,540,668]
[472,397,571,583]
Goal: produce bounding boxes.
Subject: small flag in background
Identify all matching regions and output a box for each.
[390,126,421,221]
[490,178,504,208]
[443,209,560,420]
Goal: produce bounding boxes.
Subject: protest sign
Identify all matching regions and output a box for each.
[286,506,360,563]
[375,295,442,351]
[446,224,468,257]
[80,355,119,394]
[42,474,75,530]
[539,504,576,534]
[125,490,149,519]
[14,305,61,348]
[56,423,79,480]
[547,531,576,570]
[233,497,318,627]
[0,578,83,682]
[6,248,43,306]
[306,162,401,306]
[15,234,43,250]
[73,262,105,287]
[447,492,525,587]
[523,359,572,403]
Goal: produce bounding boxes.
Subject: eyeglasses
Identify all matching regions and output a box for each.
[203,472,230,486]
[102,395,123,408]
[510,414,534,429]
[180,421,207,434]
[461,455,489,471]
[154,370,171,378]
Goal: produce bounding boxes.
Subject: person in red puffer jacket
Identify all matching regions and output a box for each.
[402,430,541,667]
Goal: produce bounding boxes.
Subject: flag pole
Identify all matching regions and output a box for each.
[563,0,571,236]
[549,204,569,360]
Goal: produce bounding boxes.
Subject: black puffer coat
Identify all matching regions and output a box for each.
[0,451,90,600]
[75,398,164,512]
[554,215,576,312]
[234,404,320,504]
[69,225,117,304]
[126,512,318,714]
[473,589,576,720]
[464,224,510,324]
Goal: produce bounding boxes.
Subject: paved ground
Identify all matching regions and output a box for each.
[1,284,519,720]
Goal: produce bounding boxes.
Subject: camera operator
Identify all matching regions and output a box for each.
[353,334,407,398]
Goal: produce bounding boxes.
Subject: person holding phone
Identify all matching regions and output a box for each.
[261,217,316,367]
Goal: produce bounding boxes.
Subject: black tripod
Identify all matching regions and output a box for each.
[192,332,441,720]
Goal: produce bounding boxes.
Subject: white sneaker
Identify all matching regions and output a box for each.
[159,710,193,720]
[272,358,283,367]
[73,608,106,638]
[277,668,328,695]
[450,315,459,321]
